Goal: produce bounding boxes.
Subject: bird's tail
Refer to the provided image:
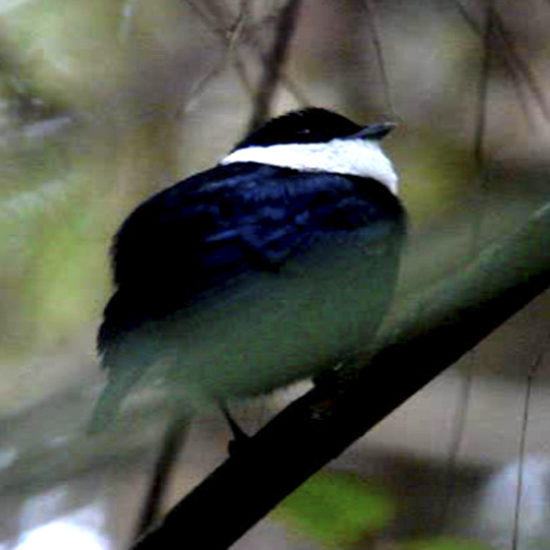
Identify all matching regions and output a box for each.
[91,287,153,433]
[88,367,142,433]
[88,385,123,434]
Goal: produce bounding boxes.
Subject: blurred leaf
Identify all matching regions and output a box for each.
[0,0,126,106]
[273,471,394,548]
[30,204,110,345]
[394,132,477,226]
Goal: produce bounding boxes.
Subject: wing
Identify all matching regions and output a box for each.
[98,163,405,352]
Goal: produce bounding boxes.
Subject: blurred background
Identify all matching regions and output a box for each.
[1,0,550,548]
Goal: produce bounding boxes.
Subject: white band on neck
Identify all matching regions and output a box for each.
[221,138,399,195]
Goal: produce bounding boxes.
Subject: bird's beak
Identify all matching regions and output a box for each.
[349,122,397,141]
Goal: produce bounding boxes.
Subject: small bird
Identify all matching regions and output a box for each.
[90,108,406,432]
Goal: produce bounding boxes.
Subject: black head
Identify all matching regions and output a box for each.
[234,108,393,150]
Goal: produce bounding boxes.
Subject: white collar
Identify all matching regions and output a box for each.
[221,138,399,195]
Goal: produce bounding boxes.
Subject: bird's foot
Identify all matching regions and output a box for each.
[221,405,251,456]
[312,366,340,388]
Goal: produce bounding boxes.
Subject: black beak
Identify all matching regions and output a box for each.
[349,122,397,141]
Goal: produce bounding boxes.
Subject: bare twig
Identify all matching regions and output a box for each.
[473,2,494,172]
[492,12,550,123]
[511,342,547,549]
[227,0,251,52]
[177,0,253,113]
[183,0,220,30]
[182,0,309,108]
[452,0,549,125]
[238,21,310,107]
[362,0,395,117]
[437,353,474,531]
[452,0,482,33]
[188,0,228,30]
[495,40,540,129]
[180,62,231,114]
[132,201,550,550]
[225,0,255,98]
[133,413,189,539]
[465,0,496,268]
[247,0,303,132]
[511,370,531,550]
[178,1,255,113]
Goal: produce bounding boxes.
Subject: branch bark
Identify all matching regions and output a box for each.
[131,201,550,549]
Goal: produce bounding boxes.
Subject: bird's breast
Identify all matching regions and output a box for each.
[136,231,401,401]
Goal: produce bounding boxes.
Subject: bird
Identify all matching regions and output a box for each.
[90,107,406,432]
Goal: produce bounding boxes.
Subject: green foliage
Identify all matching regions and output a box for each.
[273,471,395,548]
[0,0,126,106]
[393,131,477,225]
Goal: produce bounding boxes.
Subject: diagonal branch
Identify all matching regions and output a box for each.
[247,0,303,132]
[491,11,550,122]
[452,0,550,125]
[132,200,550,549]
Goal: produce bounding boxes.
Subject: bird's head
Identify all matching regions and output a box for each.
[221,108,399,194]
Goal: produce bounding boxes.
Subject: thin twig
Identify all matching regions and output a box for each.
[233,22,310,107]
[225,0,255,98]
[183,0,220,30]
[511,342,547,549]
[362,0,396,117]
[227,0,251,52]
[179,0,254,112]
[452,0,482,33]
[452,0,549,126]
[189,0,228,30]
[494,37,539,128]
[492,12,550,122]
[182,0,309,107]
[133,413,189,539]
[178,0,255,114]
[473,2,493,172]
[178,59,230,114]
[511,371,531,550]
[468,0,494,263]
[437,354,474,531]
[247,0,303,132]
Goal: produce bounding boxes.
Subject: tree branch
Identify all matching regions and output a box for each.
[132,201,550,549]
